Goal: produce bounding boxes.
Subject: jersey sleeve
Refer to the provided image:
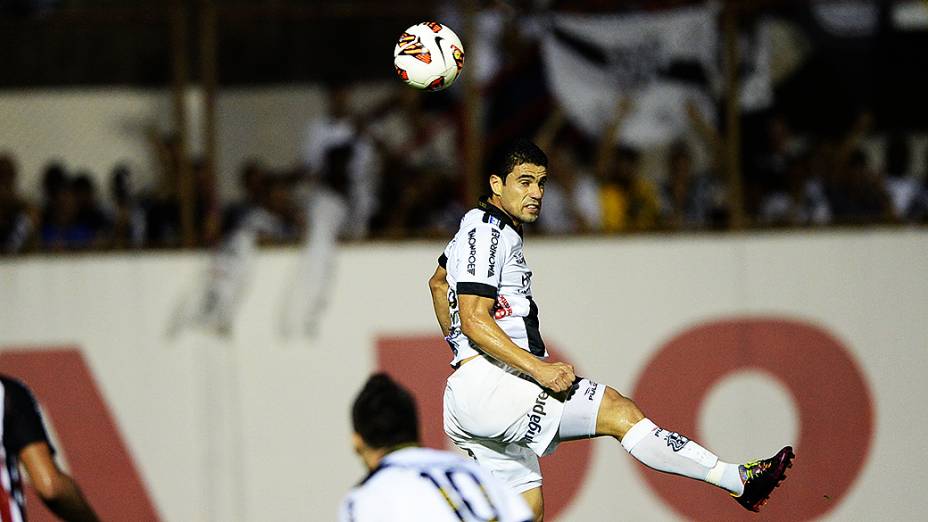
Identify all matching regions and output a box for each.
[450,223,510,300]
[2,377,54,456]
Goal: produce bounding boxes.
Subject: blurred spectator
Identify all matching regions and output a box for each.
[682,99,731,229]
[368,88,463,237]
[222,159,267,236]
[825,147,892,224]
[913,144,928,223]
[143,131,183,247]
[595,99,661,233]
[192,158,222,247]
[369,88,458,174]
[534,108,600,234]
[41,176,93,250]
[172,166,302,336]
[40,162,68,229]
[882,135,921,221]
[380,166,464,238]
[817,111,892,224]
[747,113,806,217]
[758,150,831,226]
[597,145,661,233]
[109,163,147,249]
[302,84,381,239]
[72,173,111,243]
[260,173,303,243]
[281,146,354,337]
[0,154,37,254]
[660,141,722,230]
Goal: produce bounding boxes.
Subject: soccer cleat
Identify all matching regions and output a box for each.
[733,446,794,512]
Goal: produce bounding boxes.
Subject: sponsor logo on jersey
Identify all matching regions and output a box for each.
[466,228,477,275]
[447,288,461,341]
[522,390,550,444]
[487,229,500,277]
[514,251,526,265]
[493,295,513,320]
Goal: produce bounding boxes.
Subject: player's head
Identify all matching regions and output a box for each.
[487,139,548,225]
[351,373,420,469]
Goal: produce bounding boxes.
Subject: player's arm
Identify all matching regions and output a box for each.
[458,294,574,392]
[428,264,452,337]
[4,379,99,522]
[20,441,99,522]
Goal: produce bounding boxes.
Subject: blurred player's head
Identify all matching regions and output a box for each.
[487,139,548,225]
[351,373,420,470]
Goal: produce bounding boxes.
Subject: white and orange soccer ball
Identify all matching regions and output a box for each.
[393,21,465,91]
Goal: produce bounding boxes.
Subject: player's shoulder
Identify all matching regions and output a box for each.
[343,451,440,512]
[385,448,493,483]
[383,446,462,468]
[455,209,518,245]
[458,207,509,232]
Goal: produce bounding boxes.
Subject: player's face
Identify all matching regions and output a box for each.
[491,162,547,224]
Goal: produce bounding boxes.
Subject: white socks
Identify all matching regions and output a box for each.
[621,418,744,496]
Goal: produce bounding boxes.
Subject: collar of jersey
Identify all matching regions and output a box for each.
[357,444,419,486]
[477,196,523,237]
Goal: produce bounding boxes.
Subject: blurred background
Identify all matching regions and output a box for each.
[0,1,926,521]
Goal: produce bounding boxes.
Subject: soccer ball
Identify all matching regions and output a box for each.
[393,22,465,92]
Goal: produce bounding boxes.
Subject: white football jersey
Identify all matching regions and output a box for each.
[440,199,546,367]
[339,447,532,522]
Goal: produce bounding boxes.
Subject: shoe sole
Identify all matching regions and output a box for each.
[750,446,795,512]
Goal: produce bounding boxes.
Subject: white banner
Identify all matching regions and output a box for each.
[541,5,772,147]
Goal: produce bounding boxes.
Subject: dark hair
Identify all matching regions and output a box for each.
[351,373,419,449]
[42,162,68,197]
[487,139,548,185]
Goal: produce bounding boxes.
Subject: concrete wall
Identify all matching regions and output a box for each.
[1,229,926,521]
[0,85,392,203]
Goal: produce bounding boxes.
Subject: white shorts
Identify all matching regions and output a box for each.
[443,355,606,493]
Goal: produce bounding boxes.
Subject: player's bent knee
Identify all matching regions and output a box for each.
[596,387,646,439]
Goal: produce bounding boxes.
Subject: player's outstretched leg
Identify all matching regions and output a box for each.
[595,386,794,512]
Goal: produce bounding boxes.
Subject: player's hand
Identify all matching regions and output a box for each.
[532,361,575,392]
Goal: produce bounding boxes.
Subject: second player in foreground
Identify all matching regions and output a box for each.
[340,373,533,521]
[428,140,793,521]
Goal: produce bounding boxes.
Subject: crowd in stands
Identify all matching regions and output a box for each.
[2,5,928,255]
[2,89,926,257]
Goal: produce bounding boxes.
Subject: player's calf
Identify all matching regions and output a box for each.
[593,387,745,495]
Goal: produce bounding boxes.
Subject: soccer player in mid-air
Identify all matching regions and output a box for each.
[428,139,793,521]
[340,373,533,521]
